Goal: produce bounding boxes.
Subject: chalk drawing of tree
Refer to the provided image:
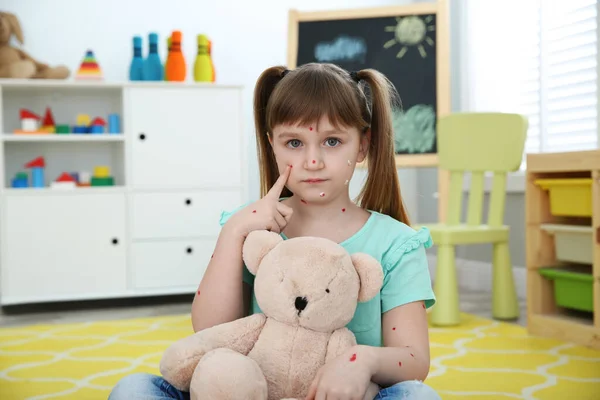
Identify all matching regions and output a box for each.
[392,105,436,153]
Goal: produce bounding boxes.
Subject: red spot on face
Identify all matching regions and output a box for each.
[342,208,346,212]
[422,303,426,309]
[309,127,313,131]
[312,160,316,164]
[301,199,307,204]
[410,353,414,357]
[252,210,256,213]
[392,327,396,330]
[319,192,325,197]
[197,289,201,295]
[349,353,357,362]
[398,361,402,367]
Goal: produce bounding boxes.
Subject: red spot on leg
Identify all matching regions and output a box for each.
[301,199,307,204]
[342,208,346,212]
[398,361,402,367]
[349,353,357,362]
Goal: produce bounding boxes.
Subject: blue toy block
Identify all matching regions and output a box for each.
[11,177,28,188]
[90,125,105,134]
[31,167,44,187]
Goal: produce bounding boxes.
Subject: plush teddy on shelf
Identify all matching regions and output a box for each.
[0,11,70,79]
[159,230,384,400]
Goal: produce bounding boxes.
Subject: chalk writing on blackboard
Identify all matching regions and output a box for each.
[314,35,367,63]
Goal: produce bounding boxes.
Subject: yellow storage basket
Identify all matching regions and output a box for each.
[534,178,592,217]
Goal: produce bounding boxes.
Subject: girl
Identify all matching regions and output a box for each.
[109,63,441,400]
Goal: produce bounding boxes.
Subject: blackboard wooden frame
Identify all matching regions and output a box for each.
[287,1,451,222]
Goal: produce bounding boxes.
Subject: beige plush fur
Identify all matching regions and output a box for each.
[0,12,70,79]
[160,230,384,400]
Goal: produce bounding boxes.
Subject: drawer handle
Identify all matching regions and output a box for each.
[186,247,193,254]
[112,238,119,245]
[185,198,192,206]
[597,227,600,244]
[139,133,146,140]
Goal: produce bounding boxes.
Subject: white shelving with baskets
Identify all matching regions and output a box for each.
[0,79,247,305]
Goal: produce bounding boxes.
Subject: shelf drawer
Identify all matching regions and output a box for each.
[131,190,243,239]
[131,239,214,289]
[539,266,594,313]
[540,224,593,264]
[534,178,592,217]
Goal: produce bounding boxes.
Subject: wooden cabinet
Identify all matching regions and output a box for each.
[526,150,600,350]
[0,80,246,305]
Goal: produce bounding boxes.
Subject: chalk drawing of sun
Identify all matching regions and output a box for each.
[383,15,435,58]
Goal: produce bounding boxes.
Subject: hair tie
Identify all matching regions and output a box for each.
[349,71,361,83]
[281,69,290,78]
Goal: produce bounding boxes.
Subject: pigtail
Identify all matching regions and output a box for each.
[354,69,411,225]
[253,66,293,198]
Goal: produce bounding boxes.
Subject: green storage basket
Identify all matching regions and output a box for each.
[539,266,593,313]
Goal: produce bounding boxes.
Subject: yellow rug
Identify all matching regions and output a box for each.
[0,313,599,399]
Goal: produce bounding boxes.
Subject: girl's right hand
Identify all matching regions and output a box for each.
[223,165,294,238]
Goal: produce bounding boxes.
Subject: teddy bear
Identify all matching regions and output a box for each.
[159,230,384,400]
[0,11,70,79]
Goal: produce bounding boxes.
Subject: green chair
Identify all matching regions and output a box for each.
[423,112,528,326]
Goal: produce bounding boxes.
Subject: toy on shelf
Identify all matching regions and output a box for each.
[41,107,56,132]
[194,34,215,82]
[143,33,164,81]
[75,50,103,80]
[25,156,45,187]
[108,113,120,134]
[91,165,114,186]
[165,31,186,81]
[11,172,29,188]
[89,117,106,133]
[51,172,77,189]
[129,36,144,81]
[18,109,40,132]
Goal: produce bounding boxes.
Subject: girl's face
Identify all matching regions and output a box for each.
[269,115,369,202]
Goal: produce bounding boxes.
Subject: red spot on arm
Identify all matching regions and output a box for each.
[398,361,402,367]
[349,353,357,362]
[196,289,201,295]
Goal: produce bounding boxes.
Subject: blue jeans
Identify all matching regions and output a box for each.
[108,372,441,400]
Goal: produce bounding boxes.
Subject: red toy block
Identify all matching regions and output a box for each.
[25,156,45,168]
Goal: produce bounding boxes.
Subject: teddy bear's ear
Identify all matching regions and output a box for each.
[242,230,283,275]
[1,12,24,45]
[351,253,384,302]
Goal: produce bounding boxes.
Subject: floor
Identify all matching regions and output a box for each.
[0,288,528,329]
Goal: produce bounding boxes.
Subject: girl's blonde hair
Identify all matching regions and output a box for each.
[253,62,410,225]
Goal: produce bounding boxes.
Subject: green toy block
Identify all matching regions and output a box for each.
[56,125,70,134]
[91,176,114,186]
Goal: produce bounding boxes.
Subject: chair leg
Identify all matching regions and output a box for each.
[492,241,520,320]
[430,245,460,326]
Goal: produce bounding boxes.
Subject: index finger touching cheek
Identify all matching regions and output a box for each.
[266,164,292,198]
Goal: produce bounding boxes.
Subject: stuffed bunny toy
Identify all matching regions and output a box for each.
[160,230,384,400]
[0,11,70,79]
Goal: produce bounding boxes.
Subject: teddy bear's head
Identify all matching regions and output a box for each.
[0,12,23,46]
[242,230,383,333]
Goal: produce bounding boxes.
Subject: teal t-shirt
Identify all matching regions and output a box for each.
[219,203,436,348]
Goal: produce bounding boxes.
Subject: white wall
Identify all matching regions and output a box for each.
[2,0,419,218]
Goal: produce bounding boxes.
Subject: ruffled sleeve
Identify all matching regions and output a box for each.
[380,227,436,313]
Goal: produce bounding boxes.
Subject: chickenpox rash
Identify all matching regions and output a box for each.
[300,199,307,204]
[349,353,357,362]
[319,192,325,197]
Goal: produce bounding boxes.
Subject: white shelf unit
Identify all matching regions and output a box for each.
[0,79,248,305]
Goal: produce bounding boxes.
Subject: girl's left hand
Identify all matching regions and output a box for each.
[305,346,377,400]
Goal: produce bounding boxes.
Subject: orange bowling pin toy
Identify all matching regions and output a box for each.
[165,31,186,81]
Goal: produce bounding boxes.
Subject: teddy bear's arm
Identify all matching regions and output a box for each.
[325,327,357,364]
[160,313,267,390]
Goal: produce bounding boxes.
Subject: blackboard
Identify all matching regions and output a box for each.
[287,3,450,168]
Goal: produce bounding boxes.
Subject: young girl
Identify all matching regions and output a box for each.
[109,63,441,400]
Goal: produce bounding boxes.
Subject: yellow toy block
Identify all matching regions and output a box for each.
[94,166,110,178]
[77,114,91,126]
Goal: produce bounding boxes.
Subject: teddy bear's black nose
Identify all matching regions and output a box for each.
[295,296,308,312]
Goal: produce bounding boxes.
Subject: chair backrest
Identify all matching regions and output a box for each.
[437,112,528,226]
